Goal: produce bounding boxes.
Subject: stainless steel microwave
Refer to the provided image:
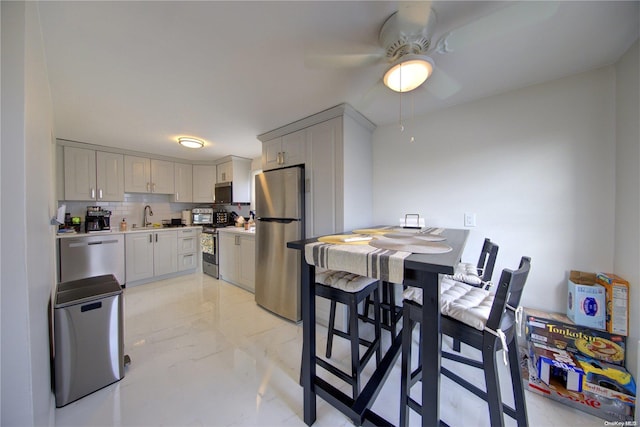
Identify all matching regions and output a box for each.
[214,182,232,204]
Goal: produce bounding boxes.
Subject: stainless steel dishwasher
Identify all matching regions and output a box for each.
[58,234,125,285]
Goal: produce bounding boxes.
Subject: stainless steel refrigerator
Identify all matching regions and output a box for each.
[255,166,304,322]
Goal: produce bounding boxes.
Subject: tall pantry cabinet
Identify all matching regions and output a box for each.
[258,104,375,327]
[258,103,376,240]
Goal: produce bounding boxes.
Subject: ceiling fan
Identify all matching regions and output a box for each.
[305,1,447,95]
[305,1,560,97]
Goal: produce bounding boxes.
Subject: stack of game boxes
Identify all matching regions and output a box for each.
[520,272,635,421]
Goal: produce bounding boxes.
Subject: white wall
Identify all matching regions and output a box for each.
[373,67,617,313]
[1,1,56,425]
[614,40,639,379]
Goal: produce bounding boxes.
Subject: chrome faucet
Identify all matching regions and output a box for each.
[143,205,153,227]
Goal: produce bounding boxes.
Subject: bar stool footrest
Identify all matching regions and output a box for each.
[441,366,519,420]
[316,358,353,384]
[441,351,483,369]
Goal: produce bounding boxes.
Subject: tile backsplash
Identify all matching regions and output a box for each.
[59,193,250,228]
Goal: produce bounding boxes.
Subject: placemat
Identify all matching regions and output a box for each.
[368,237,452,254]
[318,235,373,245]
[382,232,446,242]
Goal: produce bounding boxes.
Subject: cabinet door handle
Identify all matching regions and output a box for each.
[175,191,179,201]
[280,151,285,165]
[98,189,103,199]
[91,188,96,199]
[147,182,150,192]
[149,234,152,243]
[155,233,158,243]
[152,183,156,192]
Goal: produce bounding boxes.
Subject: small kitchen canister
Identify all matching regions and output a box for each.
[182,210,192,225]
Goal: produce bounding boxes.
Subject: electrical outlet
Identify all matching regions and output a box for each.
[464,212,476,227]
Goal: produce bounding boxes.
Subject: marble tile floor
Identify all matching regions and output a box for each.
[55,273,607,427]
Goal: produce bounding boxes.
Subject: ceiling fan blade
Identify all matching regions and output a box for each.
[435,2,560,54]
[396,0,433,32]
[304,42,385,68]
[304,52,384,69]
[423,64,460,100]
[352,77,387,111]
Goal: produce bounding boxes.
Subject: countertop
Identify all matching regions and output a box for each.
[217,226,255,235]
[56,225,203,239]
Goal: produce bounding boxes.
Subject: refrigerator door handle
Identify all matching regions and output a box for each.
[257,218,297,224]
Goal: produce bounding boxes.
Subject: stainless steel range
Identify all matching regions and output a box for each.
[195,207,231,279]
[201,227,218,278]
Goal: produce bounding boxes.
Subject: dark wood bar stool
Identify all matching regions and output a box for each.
[361,281,403,338]
[400,256,531,427]
[314,269,382,399]
[450,238,499,352]
[455,238,499,290]
[360,239,498,342]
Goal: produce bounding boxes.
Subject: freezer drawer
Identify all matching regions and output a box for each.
[255,219,301,321]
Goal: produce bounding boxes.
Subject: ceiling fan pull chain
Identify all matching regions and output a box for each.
[399,64,404,132]
[410,91,415,143]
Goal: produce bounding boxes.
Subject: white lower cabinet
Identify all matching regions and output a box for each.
[125,230,178,283]
[177,228,199,272]
[219,230,255,293]
[154,231,178,276]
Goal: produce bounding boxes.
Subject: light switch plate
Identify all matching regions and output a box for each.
[464,212,476,227]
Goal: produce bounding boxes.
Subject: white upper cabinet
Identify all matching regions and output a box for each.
[151,159,175,194]
[173,163,193,203]
[215,157,251,204]
[64,147,96,200]
[96,151,125,201]
[64,146,124,201]
[192,164,216,203]
[261,128,306,171]
[124,156,150,193]
[258,104,375,239]
[124,155,174,194]
[217,161,232,183]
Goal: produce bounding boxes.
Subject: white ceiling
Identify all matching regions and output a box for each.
[38,1,639,162]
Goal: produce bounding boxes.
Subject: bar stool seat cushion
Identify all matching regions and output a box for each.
[446,262,483,285]
[441,281,493,331]
[403,278,494,331]
[402,276,463,307]
[316,269,377,293]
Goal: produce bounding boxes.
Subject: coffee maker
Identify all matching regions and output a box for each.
[85,206,111,232]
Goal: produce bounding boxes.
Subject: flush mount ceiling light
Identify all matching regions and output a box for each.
[383,54,434,93]
[177,137,204,149]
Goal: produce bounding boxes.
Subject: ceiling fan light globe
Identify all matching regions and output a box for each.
[383,56,433,92]
[177,137,205,149]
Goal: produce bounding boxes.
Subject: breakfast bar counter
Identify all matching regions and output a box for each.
[287,227,469,426]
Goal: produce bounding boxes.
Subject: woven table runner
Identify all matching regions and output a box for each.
[304,241,410,284]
